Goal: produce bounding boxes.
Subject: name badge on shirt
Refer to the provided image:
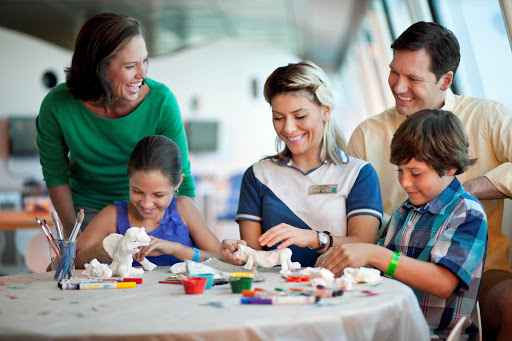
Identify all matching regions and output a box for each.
[309,184,337,195]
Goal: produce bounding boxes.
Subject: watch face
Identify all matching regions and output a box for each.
[318,232,328,244]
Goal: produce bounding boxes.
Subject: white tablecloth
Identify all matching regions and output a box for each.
[0,266,430,340]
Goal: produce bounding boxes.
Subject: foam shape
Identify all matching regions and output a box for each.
[234,244,301,275]
[82,258,113,278]
[343,267,382,284]
[103,227,157,277]
[334,276,353,290]
[169,262,187,274]
[299,267,335,286]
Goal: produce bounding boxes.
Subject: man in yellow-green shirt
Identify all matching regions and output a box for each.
[348,21,512,340]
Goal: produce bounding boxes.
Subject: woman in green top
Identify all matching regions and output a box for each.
[36,13,195,236]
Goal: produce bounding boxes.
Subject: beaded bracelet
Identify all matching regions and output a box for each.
[192,247,200,262]
[385,252,401,278]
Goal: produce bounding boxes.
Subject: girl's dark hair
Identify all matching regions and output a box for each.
[65,13,142,107]
[127,135,182,186]
[390,109,476,176]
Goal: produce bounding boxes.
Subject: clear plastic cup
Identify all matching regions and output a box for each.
[50,239,76,281]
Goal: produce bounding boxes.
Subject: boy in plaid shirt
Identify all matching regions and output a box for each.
[318,109,487,340]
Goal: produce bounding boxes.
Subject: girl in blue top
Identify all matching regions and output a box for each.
[75,135,221,268]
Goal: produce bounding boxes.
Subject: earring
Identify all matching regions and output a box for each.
[174,188,179,195]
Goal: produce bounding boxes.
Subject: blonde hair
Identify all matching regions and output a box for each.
[263,61,346,166]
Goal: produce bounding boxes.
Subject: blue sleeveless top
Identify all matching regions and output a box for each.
[114,198,194,266]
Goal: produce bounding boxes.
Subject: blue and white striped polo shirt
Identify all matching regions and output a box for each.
[236,150,383,267]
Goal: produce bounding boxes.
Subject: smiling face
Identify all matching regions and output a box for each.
[397,158,456,207]
[105,35,148,103]
[129,170,178,220]
[388,49,452,117]
[271,92,330,166]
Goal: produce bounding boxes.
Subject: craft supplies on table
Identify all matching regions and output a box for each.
[0,267,431,340]
[181,277,207,294]
[241,296,320,305]
[78,282,136,290]
[58,277,143,290]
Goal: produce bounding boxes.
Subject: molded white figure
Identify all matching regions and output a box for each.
[103,227,157,277]
[234,244,301,275]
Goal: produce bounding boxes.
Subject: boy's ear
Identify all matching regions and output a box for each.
[446,167,457,176]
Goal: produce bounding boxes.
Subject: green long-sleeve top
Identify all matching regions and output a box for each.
[36,78,195,210]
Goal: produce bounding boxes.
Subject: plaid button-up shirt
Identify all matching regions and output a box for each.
[378,178,487,340]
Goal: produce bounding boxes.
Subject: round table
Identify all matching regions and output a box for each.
[0,266,430,340]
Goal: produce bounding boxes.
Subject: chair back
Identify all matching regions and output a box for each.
[446,316,469,341]
[469,301,482,341]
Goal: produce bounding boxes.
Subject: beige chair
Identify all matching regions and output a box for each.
[22,232,51,273]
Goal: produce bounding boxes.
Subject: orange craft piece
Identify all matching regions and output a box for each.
[286,276,312,282]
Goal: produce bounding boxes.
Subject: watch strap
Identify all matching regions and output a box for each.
[311,231,327,251]
[323,231,333,249]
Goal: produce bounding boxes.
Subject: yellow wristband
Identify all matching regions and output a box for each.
[385,252,400,278]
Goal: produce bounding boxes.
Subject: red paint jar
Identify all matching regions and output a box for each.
[181,277,207,294]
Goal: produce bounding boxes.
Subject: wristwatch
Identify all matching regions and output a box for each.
[324,230,333,249]
[310,231,329,251]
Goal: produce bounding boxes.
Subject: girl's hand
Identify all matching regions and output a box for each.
[220,239,247,265]
[258,223,317,249]
[134,237,173,262]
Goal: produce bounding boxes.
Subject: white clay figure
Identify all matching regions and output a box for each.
[103,226,157,277]
[234,244,301,275]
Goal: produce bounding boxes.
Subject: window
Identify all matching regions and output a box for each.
[434,0,512,106]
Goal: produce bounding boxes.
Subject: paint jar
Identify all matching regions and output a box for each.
[181,277,207,294]
[229,277,253,293]
[190,273,215,289]
[51,239,76,281]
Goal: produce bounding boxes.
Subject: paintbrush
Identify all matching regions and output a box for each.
[43,219,56,241]
[69,209,84,242]
[51,210,64,240]
[43,219,60,253]
[35,216,60,259]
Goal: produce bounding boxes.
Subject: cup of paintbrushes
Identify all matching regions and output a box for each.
[52,239,76,281]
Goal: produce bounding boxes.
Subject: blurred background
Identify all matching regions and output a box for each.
[1,0,511,274]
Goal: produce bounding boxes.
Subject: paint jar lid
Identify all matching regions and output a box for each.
[229,272,254,278]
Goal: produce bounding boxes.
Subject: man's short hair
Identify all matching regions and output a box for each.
[391,21,460,81]
[390,109,476,176]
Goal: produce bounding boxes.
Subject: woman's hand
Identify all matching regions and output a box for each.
[258,223,317,249]
[220,239,247,265]
[315,243,374,277]
[134,237,173,262]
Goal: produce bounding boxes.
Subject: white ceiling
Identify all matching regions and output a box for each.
[0,0,369,72]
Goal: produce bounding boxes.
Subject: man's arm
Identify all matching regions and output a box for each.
[479,102,512,199]
[346,126,366,159]
[464,176,509,200]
